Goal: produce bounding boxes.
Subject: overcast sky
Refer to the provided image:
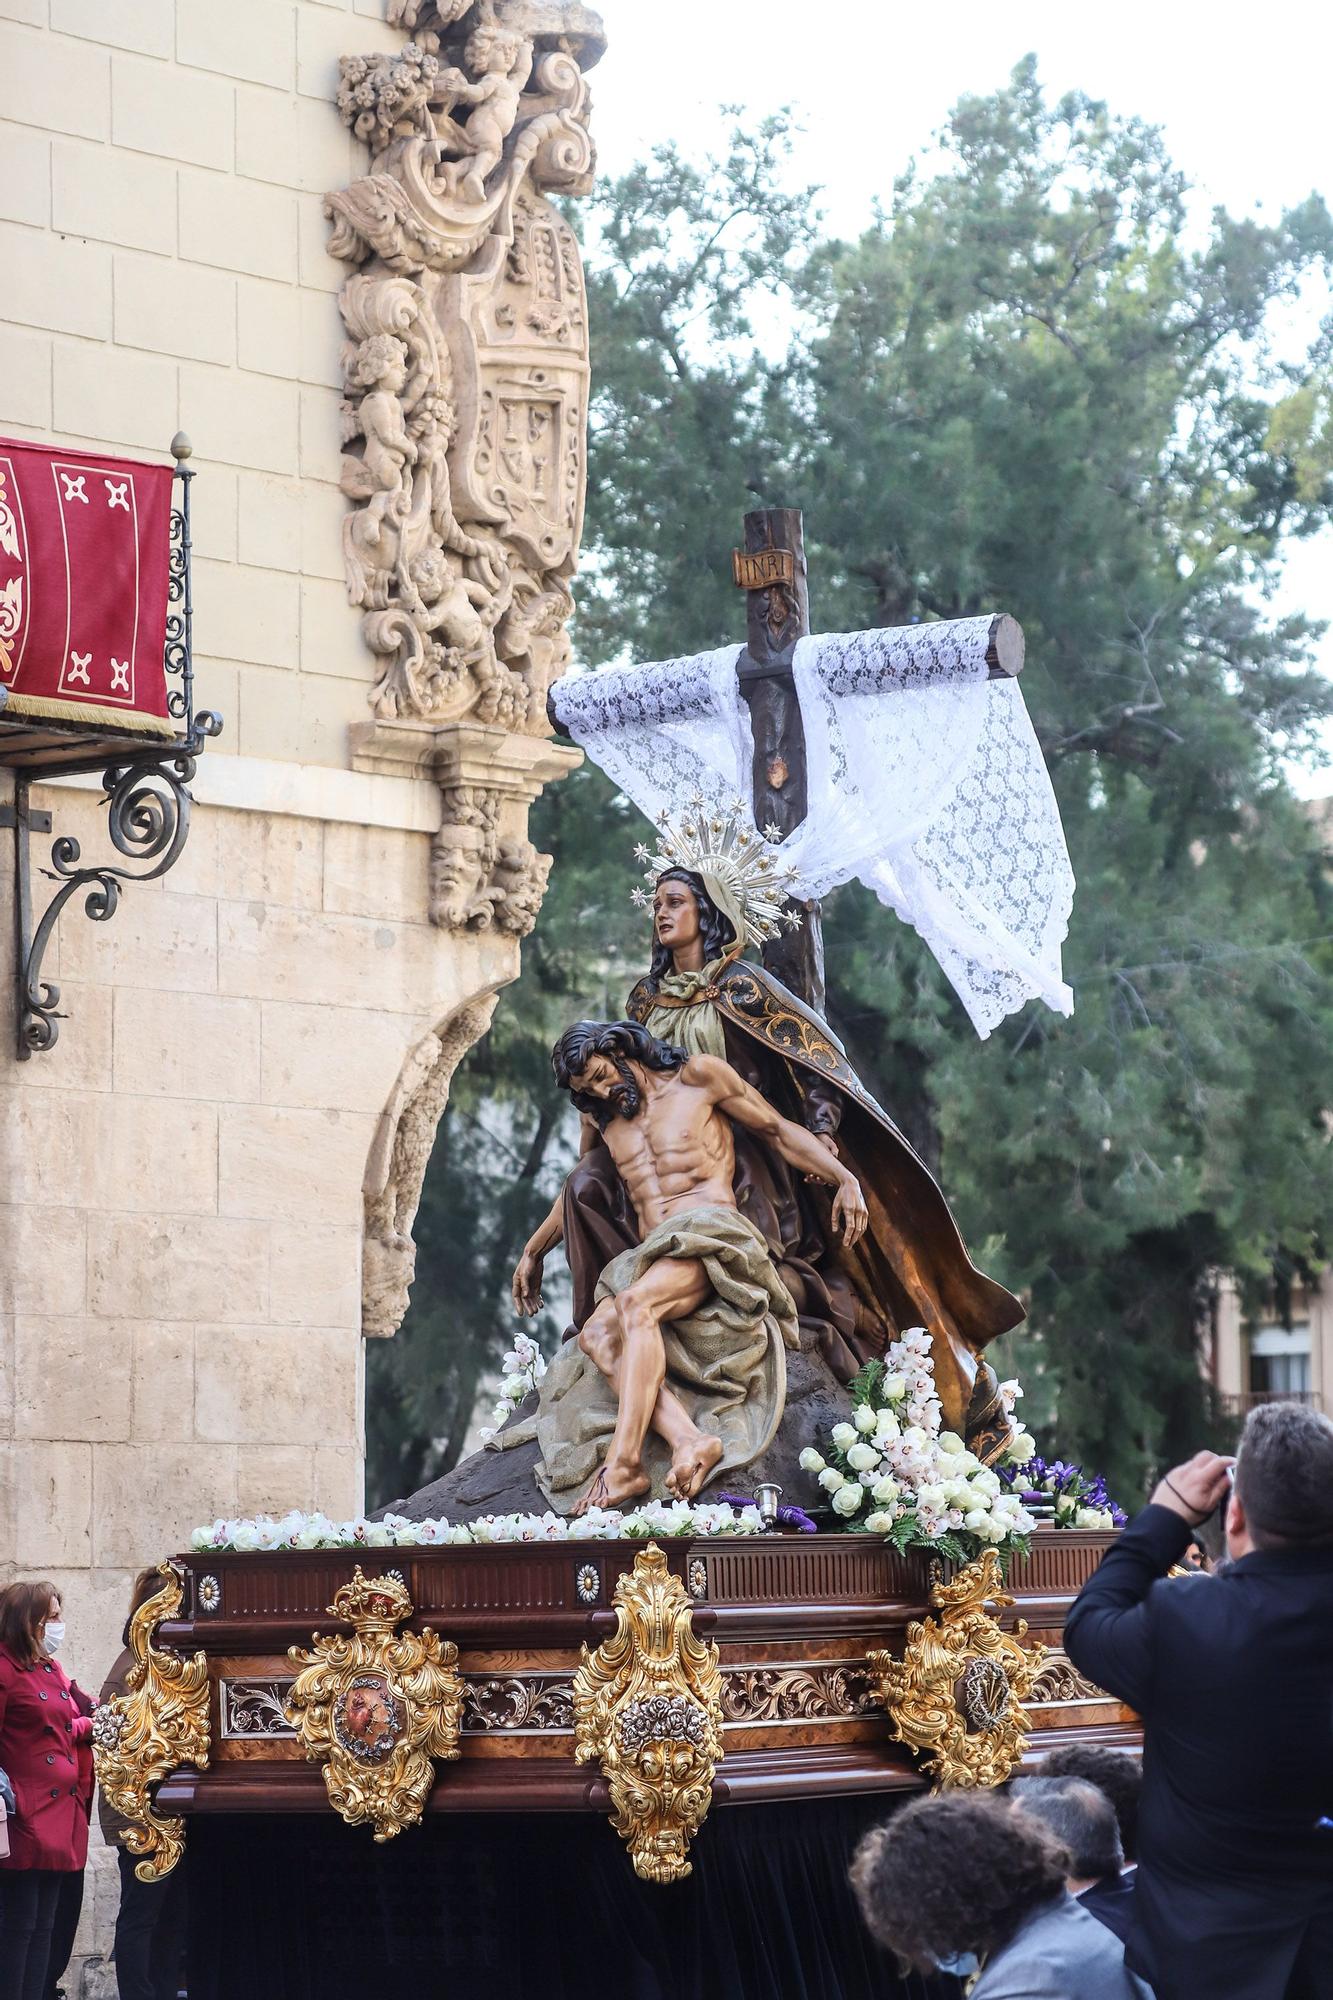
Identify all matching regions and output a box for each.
[588,1,1333,795]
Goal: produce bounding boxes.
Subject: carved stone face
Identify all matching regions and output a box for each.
[409,549,453,604]
[357,333,408,395]
[464,25,524,75]
[429,841,482,929]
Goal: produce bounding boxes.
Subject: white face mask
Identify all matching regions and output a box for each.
[41,1622,65,1658]
[934,1951,980,1979]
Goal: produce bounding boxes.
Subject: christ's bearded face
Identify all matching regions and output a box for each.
[570,1053,642,1121]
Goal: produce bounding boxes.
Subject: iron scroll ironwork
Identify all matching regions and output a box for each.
[2,434,222,1058]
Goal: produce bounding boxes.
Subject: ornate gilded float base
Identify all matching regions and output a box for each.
[92,1561,210,1882]
[286,1567,464,1842]
[869,1549,1045,1790]
[573,1543,724,1885]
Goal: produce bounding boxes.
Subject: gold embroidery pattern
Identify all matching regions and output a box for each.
[0,464,25,681]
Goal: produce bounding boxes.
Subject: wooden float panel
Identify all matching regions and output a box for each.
[159,1531,1136,1813]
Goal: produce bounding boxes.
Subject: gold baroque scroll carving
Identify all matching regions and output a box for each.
[286,1567,464,1841]
[327,1,603,733]
[573,1543,724,1886]
[868,1550,1046,1790]
[91,1562,210,1882]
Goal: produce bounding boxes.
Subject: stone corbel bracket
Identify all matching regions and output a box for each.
[868,1549,1046,1791]
[572,1543,725,1885]
[91,1561,211,1881]
[286,1566,464,1841]
[351,714,579,935]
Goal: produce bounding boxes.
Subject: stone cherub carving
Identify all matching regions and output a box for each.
[434,24,535,202]
[341,333,417,608]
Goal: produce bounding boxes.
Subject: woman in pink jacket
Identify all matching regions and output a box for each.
[0,1581,95,2000]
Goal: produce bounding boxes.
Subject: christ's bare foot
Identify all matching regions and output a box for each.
[572,1461,651,1517]
[665,1434,724,1502]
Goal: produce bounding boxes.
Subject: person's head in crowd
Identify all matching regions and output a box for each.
[850,1792,1067,1975]
[1036,1744,1141,1863]
[0,1580,61,1667]
[1228,1402,1333,1558]
[1012,1777,1125,1892]
[121,1568,165,1649]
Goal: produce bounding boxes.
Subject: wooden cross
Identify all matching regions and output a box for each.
[551,508,1026,1015]
[733,508,1025,1012]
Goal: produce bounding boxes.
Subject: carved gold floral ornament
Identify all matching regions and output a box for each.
[285,1567,464,1841]
[868,1549,1046,1790]
[573,1543,724,1885]
[91,1561,210,1882]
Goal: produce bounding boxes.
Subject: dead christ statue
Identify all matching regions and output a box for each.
[503,1019,869,1515]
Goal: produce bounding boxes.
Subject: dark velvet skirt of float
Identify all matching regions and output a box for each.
[184,1798,958,2000]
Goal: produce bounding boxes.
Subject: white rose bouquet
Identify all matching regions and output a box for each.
[799,1328,1037,1564]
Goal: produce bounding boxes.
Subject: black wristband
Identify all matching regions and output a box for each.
[1162,1475,1209,1526]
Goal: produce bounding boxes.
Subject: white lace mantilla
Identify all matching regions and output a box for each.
[552,646,752,819]
[552,620,1075,1038]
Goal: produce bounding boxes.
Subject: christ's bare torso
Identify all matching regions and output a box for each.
[597,1068,736,1235]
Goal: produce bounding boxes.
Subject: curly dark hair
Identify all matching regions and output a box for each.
[850,1794,1069,1971]
[1035,1743,1141,1863]
[551,1019,689,1131]
[646,869,737,984]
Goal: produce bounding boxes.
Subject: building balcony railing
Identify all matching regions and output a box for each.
[1219,1389,1324,1418]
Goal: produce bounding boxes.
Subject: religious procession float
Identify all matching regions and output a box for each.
[56,3,1135,1992]
[89,502,1134,1992]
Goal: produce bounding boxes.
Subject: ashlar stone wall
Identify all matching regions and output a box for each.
[0,1,599,1986]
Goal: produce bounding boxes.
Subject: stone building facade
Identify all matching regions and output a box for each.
[0,1,601,1983]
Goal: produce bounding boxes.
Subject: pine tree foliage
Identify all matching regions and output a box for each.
[368,63,1333,1509]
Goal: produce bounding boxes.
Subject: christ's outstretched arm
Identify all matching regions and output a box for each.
[686,1055,870,1247]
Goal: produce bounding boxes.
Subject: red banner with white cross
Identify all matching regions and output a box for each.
[0,436,175,737]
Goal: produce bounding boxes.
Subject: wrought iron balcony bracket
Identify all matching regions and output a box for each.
[1,436,223,1060]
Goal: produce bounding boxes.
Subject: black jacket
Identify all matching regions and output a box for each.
[1077,1872,1137,1948]
[1065,1504,1333,2000]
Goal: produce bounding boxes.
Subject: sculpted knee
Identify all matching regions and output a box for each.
[579,1306,618,1367]
[616,1296,665,1373]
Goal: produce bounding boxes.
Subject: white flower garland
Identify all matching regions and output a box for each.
[192,1498,767,1553]
[798,1328,1038,1555]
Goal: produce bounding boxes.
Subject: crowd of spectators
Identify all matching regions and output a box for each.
[852,1400,1333,1999]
